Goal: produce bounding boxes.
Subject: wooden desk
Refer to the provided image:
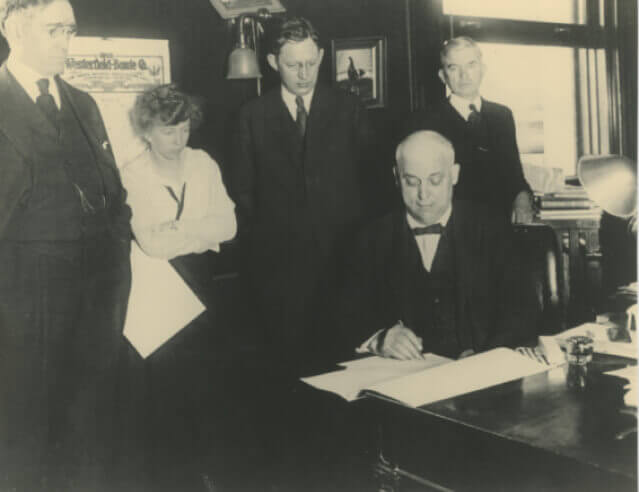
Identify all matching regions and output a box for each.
[365,355,637,492]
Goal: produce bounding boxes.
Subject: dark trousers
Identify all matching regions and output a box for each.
[0,236,131,492]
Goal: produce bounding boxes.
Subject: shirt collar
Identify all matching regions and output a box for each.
[406,204,452,231]
[143,147,192,188]
[449,92,482,121]
[280,85,314,119]
[7,52,61,109]
[7,52,60,109]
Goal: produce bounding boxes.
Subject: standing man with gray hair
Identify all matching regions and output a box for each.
[0,1,131,489]
[407,36,534,223]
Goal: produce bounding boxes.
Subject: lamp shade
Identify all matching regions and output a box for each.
[227,46,262,79]
[577,154,637,218]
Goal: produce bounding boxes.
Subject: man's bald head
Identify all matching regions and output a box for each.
[396,130,455,171]
[395,131,459,226]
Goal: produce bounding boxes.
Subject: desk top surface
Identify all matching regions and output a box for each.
[368,354,637,480]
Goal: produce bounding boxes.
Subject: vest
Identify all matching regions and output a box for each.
[279,100,315,248]
[401,220,472,358]
[4,82,116,241]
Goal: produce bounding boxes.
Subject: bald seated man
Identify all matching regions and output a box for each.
[337,130,539,360]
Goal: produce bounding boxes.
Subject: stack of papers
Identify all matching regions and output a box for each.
[302,348,550,407]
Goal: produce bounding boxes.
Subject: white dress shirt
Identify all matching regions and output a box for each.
[281,85,314,121]
[449,93,482,122]
[356,206,453,354]
[7,53,61,108]
[122,147,237,259]
[406,206,452,272]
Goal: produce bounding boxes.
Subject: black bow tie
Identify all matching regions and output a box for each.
[412,223,443,235]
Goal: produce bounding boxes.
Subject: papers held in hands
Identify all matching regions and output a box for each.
[123,243,205,358]
[302,348,550,408]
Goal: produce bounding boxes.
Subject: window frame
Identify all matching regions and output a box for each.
[442,0,606,47]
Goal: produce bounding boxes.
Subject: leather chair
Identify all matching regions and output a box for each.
[513,223,566,335]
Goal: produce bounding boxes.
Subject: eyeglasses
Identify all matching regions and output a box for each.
[47,24,77,40]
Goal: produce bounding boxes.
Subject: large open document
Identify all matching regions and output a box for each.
[303,348,549,407]
[302,354,452,402]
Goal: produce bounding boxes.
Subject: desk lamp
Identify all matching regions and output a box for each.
[577,154,637,219]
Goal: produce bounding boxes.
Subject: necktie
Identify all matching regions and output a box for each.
[36,78,59,127]
[468,103,481,128]
[295,95,307,137]
[165,183,187,220]
[413,223,443,235]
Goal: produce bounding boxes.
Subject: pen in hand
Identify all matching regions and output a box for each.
[398,320,425,359]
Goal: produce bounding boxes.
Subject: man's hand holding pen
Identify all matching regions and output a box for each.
[378,321,425,360]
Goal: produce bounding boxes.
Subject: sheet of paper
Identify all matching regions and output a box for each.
[64,37,171,168]
[367,348,549,408]
[337,354,448,370]
[539,336,566,366]
[594,341,638,359]
[301,354,451,402]
[123,243,205,358]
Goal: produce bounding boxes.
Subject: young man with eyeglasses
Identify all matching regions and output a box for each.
[231,16,370,374]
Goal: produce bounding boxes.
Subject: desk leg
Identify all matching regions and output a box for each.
[373,452,401,492]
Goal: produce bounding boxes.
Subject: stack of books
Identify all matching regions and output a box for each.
[535,185,602,220]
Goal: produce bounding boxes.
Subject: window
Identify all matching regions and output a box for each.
[477,43,609,177]
[442,0,615,178]
[443,0,587,25]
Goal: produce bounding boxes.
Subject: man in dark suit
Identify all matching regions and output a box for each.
[229,17,371,490]
[407,36,534,224]
[0,1,131,489]
[339,130,538,360]
[231,16,368,373]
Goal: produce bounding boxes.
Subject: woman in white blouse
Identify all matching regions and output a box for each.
[122,84,236,259]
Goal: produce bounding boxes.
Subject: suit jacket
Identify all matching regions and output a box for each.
[231,85,368,264]
[0,64,131,242]
[337,201,539,359]
[230,85,368,360]
[406,99,531,217]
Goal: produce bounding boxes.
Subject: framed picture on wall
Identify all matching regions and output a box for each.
[331,36,387,109]
[209,0,285,19]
